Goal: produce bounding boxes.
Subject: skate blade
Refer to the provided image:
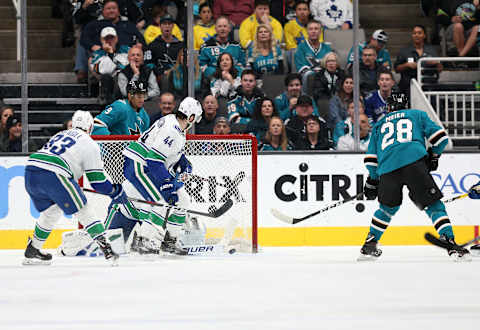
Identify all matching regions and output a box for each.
[22,258,52,266]
[109,255,120,267]
[356,254,380,262]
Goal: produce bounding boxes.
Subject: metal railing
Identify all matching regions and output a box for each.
[11,0,21,61]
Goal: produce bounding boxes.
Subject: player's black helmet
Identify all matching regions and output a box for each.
[127,80,147,95]
[387,92,408,112]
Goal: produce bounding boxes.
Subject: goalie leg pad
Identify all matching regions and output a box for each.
[58,230,93,256]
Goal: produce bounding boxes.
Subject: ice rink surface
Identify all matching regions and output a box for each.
[1,246,479,330]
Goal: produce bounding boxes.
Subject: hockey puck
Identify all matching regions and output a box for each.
[228,248,236,254]
[355,203,365,213]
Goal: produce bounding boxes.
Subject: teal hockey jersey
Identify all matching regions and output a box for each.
[364,109,448,179]
[92,99,150,135]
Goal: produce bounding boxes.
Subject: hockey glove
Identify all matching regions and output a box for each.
[364,177,379,200]
[426,148,440,172]
[173,155,192,175]
[159,180,179,205]
[468,181,480,199]
[109,184,129,204]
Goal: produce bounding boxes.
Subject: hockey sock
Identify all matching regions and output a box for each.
[368,204,399,241]
[32,204,62,249]
[425,200,454,238]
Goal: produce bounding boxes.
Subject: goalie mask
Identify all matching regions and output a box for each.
[177,96,203,130]
[72,110,94,134]
[387,92,408,112]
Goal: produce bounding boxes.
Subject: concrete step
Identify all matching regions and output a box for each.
[0,18,62,30]
[0,60,74,73]
[0,30,63,48]
[0,0,51,5]
[360,3,432,28]
[0,6,52,18]
[0,72,78,84]
[1,47,75,60]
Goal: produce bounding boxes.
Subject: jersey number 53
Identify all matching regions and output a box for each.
[380,118,413,150]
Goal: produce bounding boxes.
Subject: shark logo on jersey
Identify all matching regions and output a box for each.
[128,123,141,135]
[306,56,322,69]
[157,53,176,70]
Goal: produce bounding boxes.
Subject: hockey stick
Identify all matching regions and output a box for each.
[424,232,480,250]
[443,193,468,204]
[83,188,233,219]
[271,192,364,225]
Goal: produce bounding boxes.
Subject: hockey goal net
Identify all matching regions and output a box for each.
[86,134,258,253]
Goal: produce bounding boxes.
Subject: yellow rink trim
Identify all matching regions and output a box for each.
[0,226,476,249]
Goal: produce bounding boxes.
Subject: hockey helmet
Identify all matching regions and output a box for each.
[177,96,203,128]
[72,110,94,134]
[386,91,408,112]
[372,29,389,43]
[127,80,147,95]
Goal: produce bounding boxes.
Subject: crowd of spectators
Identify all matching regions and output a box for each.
[7,0,479,153]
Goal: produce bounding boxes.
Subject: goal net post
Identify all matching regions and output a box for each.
[83,134,258,253]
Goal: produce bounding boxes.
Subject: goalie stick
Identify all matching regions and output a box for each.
[271,192,364,225]
[424,232,480,250]
[83,188,233,218]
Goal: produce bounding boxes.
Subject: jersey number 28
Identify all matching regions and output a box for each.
[380,119,412,150]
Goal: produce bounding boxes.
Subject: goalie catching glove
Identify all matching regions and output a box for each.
[364,177,379,200]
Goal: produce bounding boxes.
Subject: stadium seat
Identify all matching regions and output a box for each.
[324,29,366,68]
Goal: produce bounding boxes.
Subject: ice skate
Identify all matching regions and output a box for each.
[357,233,382,261]
[130,231,160,255]
[440,235,471,262]
[22,238,52,265]
[161,231,188,256]
[470,244,480,256]
[95,235,119,266]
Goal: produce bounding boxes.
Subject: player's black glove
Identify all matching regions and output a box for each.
[109,184,128,204]
[426,148,440,172]
[364,177,379,200]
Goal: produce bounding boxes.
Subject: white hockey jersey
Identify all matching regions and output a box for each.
[28,129,112,192]
[123,114,185,174]
[310,0,353,30]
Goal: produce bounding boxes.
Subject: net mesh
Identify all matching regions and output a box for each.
[90,135,256,253]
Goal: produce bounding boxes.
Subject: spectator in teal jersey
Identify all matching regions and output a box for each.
[246,24,284,78]
[346,29,392,70]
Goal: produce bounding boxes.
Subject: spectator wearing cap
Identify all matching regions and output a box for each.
[294,114,332,150]
[346,29,392,70]
[239,0,284,49]
[90,26,130,105]
[143,3,183,45]
[144,14,184,80]
[117,46,160,100]
[80,0,145,54]
[213,116,232,135]
[285,95,329,147]
[310,0,353,30]
[246,97,279,142]
[195,94,222,134]
[0,114,37,152]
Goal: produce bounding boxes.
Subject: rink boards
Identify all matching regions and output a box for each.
[0,153,479,248]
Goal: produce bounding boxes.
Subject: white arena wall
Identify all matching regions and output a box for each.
[0,152,479,249]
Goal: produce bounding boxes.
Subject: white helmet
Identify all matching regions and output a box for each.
[72,110,94,134]
[177,97,203,129]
